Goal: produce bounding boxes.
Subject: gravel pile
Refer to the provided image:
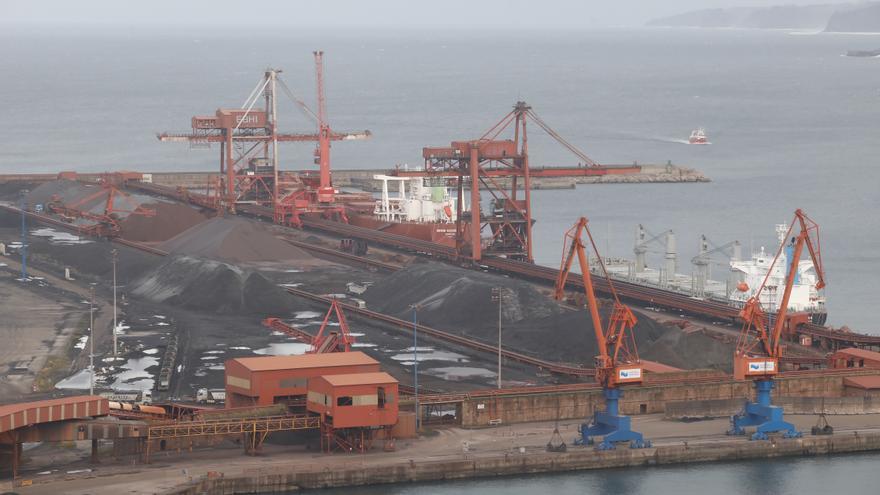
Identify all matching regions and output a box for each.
[159,216,312,263]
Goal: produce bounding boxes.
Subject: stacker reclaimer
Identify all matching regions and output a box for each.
[728,208,825,440]
[555,217,650,450]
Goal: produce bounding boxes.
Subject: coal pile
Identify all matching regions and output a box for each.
[131,256,305,315]
[640,330,733,371]
[119,202,210,243]
[362,261,674,366]
[159,216,313,263]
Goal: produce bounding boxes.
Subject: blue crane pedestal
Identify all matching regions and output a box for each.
[728,379,802,440]
[574,388,650,450]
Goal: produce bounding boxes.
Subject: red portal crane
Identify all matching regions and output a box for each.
[728,209,825,440]
[261,299,355,354]
[554,217,649,450]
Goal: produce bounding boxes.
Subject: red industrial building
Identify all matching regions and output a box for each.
[224,352,380,408]
[828,348,880,370]
[307,372,399,429]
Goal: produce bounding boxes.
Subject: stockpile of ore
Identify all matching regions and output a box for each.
[363,261,733,369]
[131,256,304,315]
[119,202,211,242]
[159,216,313,263]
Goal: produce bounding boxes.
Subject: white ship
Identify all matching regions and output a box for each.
[595,223,827,325]
[728,224,827,324]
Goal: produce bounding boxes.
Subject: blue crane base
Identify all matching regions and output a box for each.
[573,388,651,450]
[728,379,802,441]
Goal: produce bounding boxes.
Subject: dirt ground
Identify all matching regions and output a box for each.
[11,413,880,495]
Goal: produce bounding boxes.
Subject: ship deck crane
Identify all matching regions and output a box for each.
[691,236,741,298]
[555,217,650,450]
[728,209,825,440]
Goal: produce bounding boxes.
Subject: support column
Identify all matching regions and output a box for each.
[91,438,99,464]
[469,146,481,261]
[521,120,533,262]
[12,442,21,480]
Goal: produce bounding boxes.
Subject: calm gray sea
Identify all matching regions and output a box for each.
[1,26,879,491]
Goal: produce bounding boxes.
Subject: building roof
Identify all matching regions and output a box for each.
[832,347,880,361]
[0,395,108,433]
[641,360,683,373]
[231,351,378,372]
[844,375,880,390]
[319,372,398,387]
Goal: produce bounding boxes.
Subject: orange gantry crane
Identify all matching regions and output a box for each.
[157,52,370,220]
[728,209,825,440]
[555,217,650,450]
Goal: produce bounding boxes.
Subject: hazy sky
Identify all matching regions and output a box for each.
[1,0,865,29]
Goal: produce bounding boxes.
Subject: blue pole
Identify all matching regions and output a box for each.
[412,305,419,430]
[19,195,27,280]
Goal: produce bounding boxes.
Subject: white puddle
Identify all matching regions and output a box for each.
[153,315,166,319]
[55,369,93,389]
[229,346,251,350]
[110,356,159,390]
[425,367,497,381]
[391,350,468,363]
[143,348,159,355]
[31,228,92,245]
[200,356,218,361]
[114,321,130,336]
[207,364,225,371]
[253,342,312,356]
[73,335,88,350]
[294,311,323,319]
[284,269,302,273]
[203,350,225,354]
[280,283,303,288]
[155,322,170,327]
[351,342,377,348]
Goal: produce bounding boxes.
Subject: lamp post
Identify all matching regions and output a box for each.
[491,288,503,389]
[410,304,420,430]
[19,191,28,281]
[111,249,118,356]
[89,284,96,396]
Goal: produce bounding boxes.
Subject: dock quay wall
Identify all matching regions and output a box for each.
[165,432,880,494]
[457,372,875,427]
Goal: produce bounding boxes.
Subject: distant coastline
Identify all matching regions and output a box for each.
[647,3,880,34]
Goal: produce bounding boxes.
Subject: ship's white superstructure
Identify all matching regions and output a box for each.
[372,175,458,223]
[728,224,825,316]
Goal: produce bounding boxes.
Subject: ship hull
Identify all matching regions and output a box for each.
[347,213,462,248]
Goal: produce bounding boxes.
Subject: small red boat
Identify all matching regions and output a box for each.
[689,128,708,145]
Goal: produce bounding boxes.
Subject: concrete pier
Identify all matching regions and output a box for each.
[165,432,880,494]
